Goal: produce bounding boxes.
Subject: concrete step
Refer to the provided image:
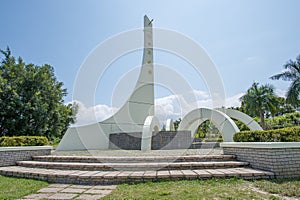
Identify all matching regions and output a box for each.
[32,155,236,163]
[0,166,275,185]
[16,160,249,171]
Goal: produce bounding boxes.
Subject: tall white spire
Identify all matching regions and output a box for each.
[57,15,155,150]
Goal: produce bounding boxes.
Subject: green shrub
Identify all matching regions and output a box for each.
[0,136,49,147]
[202,137,224,142]
[264,112,300,129]
[233,126,300,142]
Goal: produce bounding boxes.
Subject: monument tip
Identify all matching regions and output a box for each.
[144,15,153,27]
[144,15,150,20]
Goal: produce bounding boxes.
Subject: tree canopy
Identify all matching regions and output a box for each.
[270,54,300,107]
[240,82,278,129]
[0,48,77,139]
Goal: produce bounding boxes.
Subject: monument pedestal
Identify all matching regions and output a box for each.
[109,131,192,150]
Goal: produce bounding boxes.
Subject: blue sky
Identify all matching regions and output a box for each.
[1,0,300,123]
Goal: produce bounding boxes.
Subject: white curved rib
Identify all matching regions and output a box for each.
[178,108,240,142]
[165,119,174,131]
[216,108,262,130]
[141,116,161,151]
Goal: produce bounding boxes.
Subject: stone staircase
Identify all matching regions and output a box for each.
[0,154,274,185]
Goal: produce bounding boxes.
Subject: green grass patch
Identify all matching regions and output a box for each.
[254,179,300,197]
[103,178,272,200]
[0,175,299,199]
[0,175,48,199]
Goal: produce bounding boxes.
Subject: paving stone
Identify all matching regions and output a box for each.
[85,189,112,195]
[205,169,226,177]
[241,168,266,174]
[143,171,157,178]
[23,193,52,199]
[60,187,86,193]
[192,169,212,178]
[157,170,170,178]
[169,170,184,178]
[79,171,100,177]
[91,171,110,177]
[48,193,78,199]
[115,171,132,179]
[181,170,197,178]
[129,171,145,178]
[103,171,121,178]
[230,168,253,176]
[69,171,90,176]
[92,185,117,190]
[48,183,70,188]
[76,194,106,200]
[215,168,240,177]
[70,185,94,189]
[38,187,63,193]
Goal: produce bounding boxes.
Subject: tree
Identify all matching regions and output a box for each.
[173,118,181,131]
[0,47,77,139]
[195,120,221,140]
[271,96,295,116]
[270,54,300,107]
[240,82,278,129]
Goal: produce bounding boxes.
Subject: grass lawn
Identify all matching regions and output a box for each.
[0,175,48,200]
[0,175,299,199]
[104,178,300,200]
[254,179,300,197]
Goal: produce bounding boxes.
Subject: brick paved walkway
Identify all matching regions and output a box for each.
[20,184,116,200]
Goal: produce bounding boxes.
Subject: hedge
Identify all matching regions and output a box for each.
[0,136,49,147]
[233,126,300,142]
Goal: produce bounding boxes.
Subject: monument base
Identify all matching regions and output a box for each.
[109,131,193,150]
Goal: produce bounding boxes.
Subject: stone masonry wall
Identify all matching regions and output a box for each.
[223,147,300,178]
[0,147,52,167]
[151,131,192,150]
[109,132,142,150]
[109,131,193,150]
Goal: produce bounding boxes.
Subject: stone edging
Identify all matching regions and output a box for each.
[221,142,300,148]
[0,146,53,151]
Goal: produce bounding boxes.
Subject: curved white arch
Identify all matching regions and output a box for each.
[178,108,240,142]
[165,119,174,131]
[216,108,263,130]
[141,116,161,151]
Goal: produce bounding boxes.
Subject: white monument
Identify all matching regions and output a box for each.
[57,15,262,151]
[57,15,155,151]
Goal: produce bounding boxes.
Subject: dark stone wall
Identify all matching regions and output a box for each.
[109,132,142,150]
[109,131,193,150]
[190,142,220,149]
[151,131,192,150]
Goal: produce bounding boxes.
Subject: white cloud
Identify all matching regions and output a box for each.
[155,95,181,123]
[225,93,244,108]
[72,90,243,126]
[72,101,118,126]
[275,88,286,98]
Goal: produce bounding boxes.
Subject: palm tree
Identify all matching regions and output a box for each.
[240,82,278,129]
[270,55,300,107]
